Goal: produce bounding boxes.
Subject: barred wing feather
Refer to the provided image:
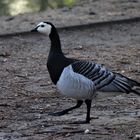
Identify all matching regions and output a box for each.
[71,61,140,94]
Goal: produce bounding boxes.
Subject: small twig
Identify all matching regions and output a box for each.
[0,52,10,57]
[0,103,11,107]
[14,74,29,79]
[35,129,84,135]
[56,130,84,134]
[92,132,111,135]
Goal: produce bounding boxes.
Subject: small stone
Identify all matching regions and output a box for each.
[89,11,96,15]
[65,133,71,137]
[14,94,18,97]
[79,45,83,49]
[35,98,38,101]
[46,104,51,107]
[74,45,83,50]
[121,70,125,73]
[3,59,8,62]
[47,81,51,84]
[41,125,45,128]
[84,129,90,134]
[37,114,41,119]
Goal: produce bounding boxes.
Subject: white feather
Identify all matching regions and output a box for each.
[56,65,96,99]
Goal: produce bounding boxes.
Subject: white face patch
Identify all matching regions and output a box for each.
[36,22,52,35]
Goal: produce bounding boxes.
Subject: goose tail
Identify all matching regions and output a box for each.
[131,89,140,96]
[99,72,140,95]
[115,72,140,95]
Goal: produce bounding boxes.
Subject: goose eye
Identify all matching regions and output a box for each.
[41,25,45,27]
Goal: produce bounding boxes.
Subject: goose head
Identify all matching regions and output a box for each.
[31,22,53,36]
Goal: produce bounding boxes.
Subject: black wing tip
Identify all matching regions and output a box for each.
[131,90,140,96]
[114,72,140,87]
[129,78,140,87]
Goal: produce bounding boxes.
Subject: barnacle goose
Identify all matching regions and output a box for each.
[31,21,140,123]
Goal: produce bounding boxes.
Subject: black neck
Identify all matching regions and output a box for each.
[46,23,75,84]
[49,27,63,54]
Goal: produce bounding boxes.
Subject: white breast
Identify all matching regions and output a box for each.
[56,65,95,99]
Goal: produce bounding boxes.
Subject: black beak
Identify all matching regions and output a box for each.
[31,27,38,32]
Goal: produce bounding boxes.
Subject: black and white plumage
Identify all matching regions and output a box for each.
[31,21,140,123]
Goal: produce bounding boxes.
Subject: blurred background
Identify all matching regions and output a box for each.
[0,0,77,16]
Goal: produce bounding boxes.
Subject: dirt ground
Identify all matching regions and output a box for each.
[0,16,140,140]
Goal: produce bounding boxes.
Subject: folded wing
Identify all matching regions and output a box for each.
[71,61,140,95]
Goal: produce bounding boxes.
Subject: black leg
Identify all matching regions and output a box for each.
[70,99,92,124]
[85,99,92,123]
[48,100,83,116]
